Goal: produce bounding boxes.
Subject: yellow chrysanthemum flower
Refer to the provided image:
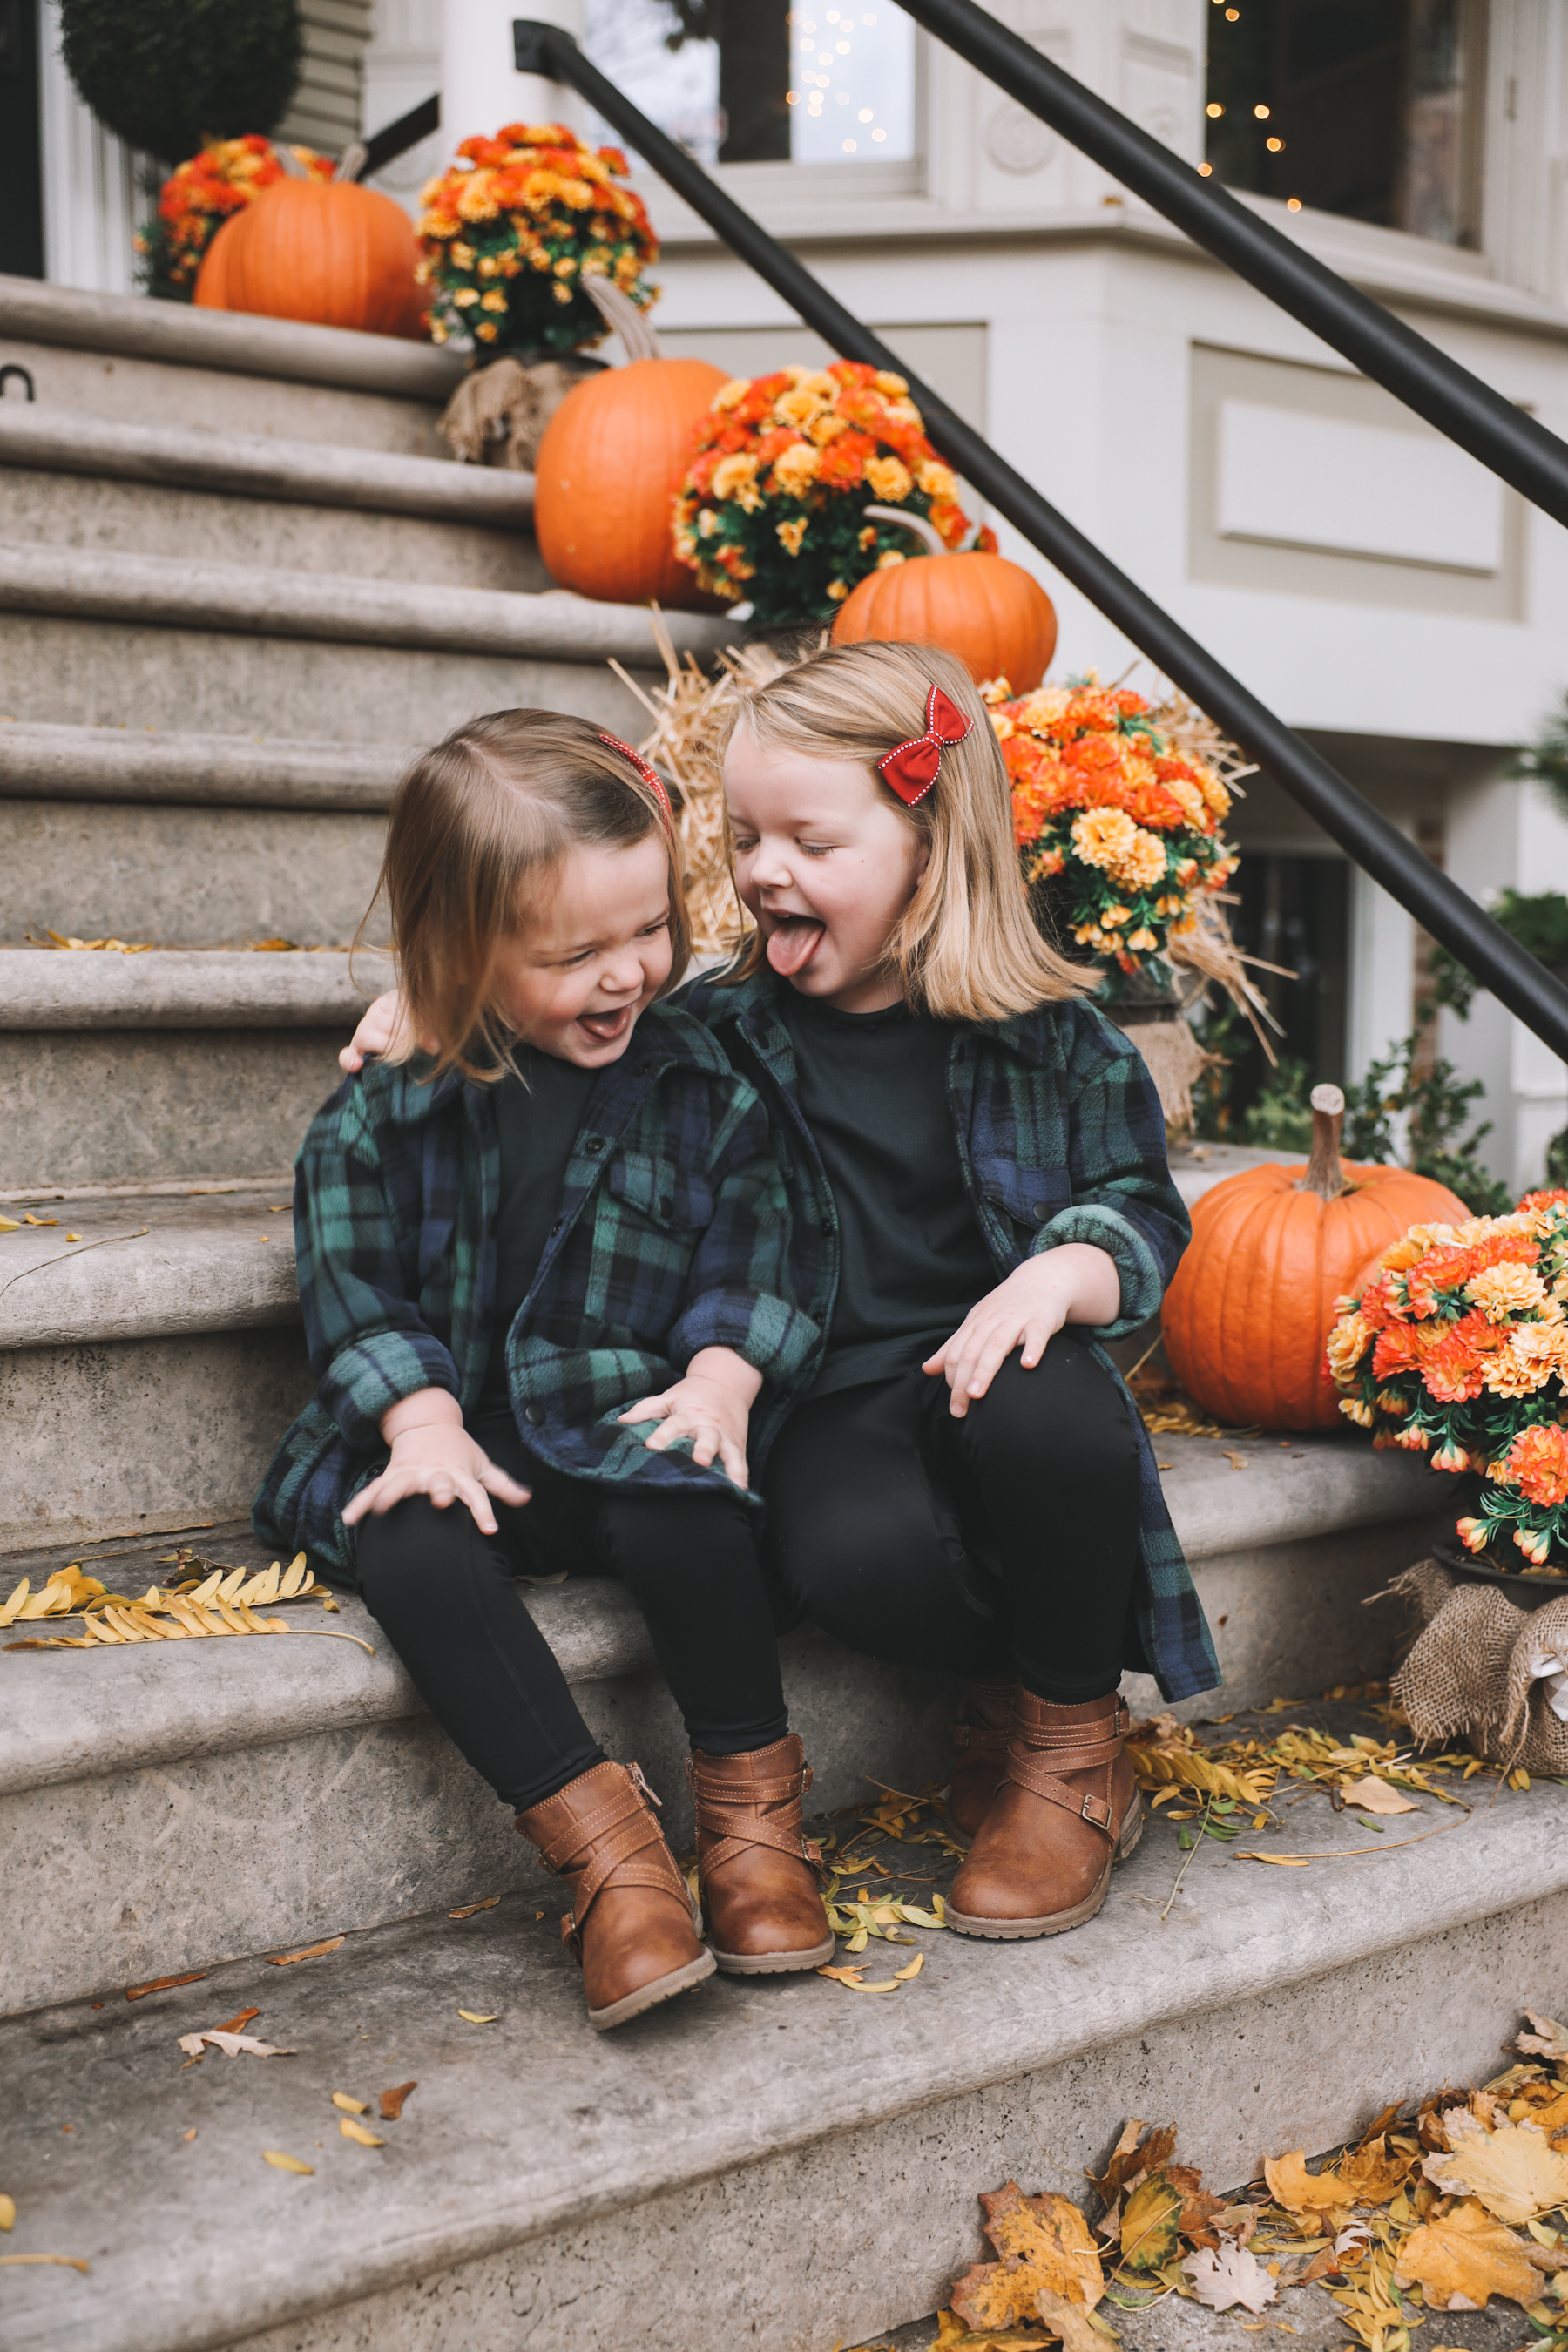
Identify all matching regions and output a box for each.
[826,579,849,601]
[875,370,909,395]
[864,455,914,503]
[916,460,957,499]
[712,452,760,502]
[774,387,828,429]
[776,517,808,557]
[875,549,906,569]
[1071,807,1138,872]
[1107,826,1168,892]
[769,443,821,497]
[1464,1263,1551,1323]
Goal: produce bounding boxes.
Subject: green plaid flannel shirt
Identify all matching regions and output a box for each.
[679,970,1220,1703]
[254,1004,821,1584]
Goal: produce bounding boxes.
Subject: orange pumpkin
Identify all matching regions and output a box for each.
[831,505,1058,690]
[533,323,728,609]
[195,177,425,340]
[1160,1085,1472,1430]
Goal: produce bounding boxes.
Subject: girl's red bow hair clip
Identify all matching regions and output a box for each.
[600,733,673,826]
[875,685,973,807]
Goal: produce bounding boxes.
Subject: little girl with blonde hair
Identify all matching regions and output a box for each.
[347,645,1220,1942]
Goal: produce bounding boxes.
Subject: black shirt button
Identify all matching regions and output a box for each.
[583,1134,604,1152]
[1034,1203,1050,1224]
[658,1196,673,1219]
[524,1404,544,1426]
[551,1217,564,1233]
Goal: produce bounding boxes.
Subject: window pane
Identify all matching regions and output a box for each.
[581,0,916,166]
[1204,0,1483,248]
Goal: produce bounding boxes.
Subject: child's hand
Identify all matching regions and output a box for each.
[618,1346,763,1489]
[342,1390,530,1533]
[340,989,431,1074]
[923,1243,1122,1418]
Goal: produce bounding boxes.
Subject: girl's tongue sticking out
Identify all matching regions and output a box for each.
[765,916,826,978]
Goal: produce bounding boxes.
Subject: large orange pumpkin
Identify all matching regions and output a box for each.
[533,299,727,610]
[1160,1085,1472,1430]
[831,505,1058,690]
[195,177,425,340]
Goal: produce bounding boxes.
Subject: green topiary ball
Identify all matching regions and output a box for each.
[60,0,303,164]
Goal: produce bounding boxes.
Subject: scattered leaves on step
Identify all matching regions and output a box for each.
[1036,2286,1117,2352]
[816,1964,896,1992]
[125,1970,206,2002]
[1394,2196,1556,2308]
[330,2092,368,2114]
[932,2314,1054,2349]
[339,2118,383,2147]
[1340,1776,1419,1815]
[380,2082,416,2121]
[1087,2120,1174,2207]
[35,929,153,952]
[177,2030,294,2060]
[457,2010,497,2024]
[949,2181,1105,2332]
[449,1897,500,1919]
[261,2150,314,2177]
[894,1953,923,1982]
[2,1551,370,1654]
[0,2254,91,2273]
[1517,2011,1568,2062]
[1119,2172,1185,2273]
[1265,2139,1412,2224]
[213,2007,260,2034]
[0,2195,12,2231]
[1183,2237,1279,2312]
[1422,2109,1568,2222]
[268,1936,345,1967]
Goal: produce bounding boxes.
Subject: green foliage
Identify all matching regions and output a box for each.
[1431,889,1568,1020]
[1516,690,1568,820]
[59,0,301,163]
[1193,1019,1511,1217]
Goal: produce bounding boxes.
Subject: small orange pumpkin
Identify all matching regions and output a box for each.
[533,287,727,611]
[1160,1085,1472,1431]
[831,506,1058,691]
[195,175,425,340]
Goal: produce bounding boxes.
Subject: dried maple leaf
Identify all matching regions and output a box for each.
[949,2182,1105,2332]
[176,2031,294,2059]
[1422,2110,1568,2223]
[1517,2011,1568,2063]
[1183,2237,1278,2313]
[1265,2139,1410,2220]
[1394,2196,1555,2308]
[380,2081,416,2121]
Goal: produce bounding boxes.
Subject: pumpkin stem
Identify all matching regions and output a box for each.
[1299,1082,1348,1201]
[863,503,947,558]
[580,275,661,363]
[337,139,370,185]
[273,143,311,179]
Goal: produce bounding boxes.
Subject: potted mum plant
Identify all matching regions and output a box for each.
[1328,1189,1568,1577]
[672,362,989,628]
[136,136,334,301]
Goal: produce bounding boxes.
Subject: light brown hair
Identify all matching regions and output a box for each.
[722,641,1093,1021]
[366,707,690,1079]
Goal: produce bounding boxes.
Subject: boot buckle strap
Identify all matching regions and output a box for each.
[1080,1791,1113,1831]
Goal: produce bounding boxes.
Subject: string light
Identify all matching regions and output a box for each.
[1197,160,1213,176]
[1254,103,1270,118]
[1287,196,1302,211]
[1266,135,1283,151]
[1206,100,1224,117]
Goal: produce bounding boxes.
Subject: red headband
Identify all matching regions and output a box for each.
[875,685,973,806]
[599,733,673,827]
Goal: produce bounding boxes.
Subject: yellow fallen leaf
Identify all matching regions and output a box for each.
[0,2194,12,2230]
[1266,2141,1410,2220]
[330,2092,368,2114]
[1037,2288,1112,2352]
[261,2150,314,2176]
[0,1579,29,1629]
[895,1952,923,1982]
[1422,2111,1568,2223]
[1395,2196,1553,2308]
[0,1216,19,1232]
[267,1936,345,1967]
[65,1233,80,1242]
[339,2118,383,2147]
[817,1965,868,1986]
[1341,1776,1419,1815]
[852,1977,900,1992]
[457,2010,497,2024]
[0,2254,90,2272]
[950,2181,1105,2331]
[1517,2010,1568,2062]
[1236,1852,1312,1866]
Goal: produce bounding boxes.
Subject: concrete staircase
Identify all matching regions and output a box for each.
[3,278,1563,2352]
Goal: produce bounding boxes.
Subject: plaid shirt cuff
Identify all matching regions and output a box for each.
[1032,1204,1165,1339]
[670,1288,822,1389]
[321,1332,463,1451]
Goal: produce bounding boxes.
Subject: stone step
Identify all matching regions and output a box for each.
[0,950,393,1189]
[0,721,409,810]
[2,1697,1558,2352]
[1,270,464,453]
[0,404,547,591]
[0,542,726,740]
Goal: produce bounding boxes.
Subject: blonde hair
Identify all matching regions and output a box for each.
[368,707,690,1080]
[724,641,1092,1022]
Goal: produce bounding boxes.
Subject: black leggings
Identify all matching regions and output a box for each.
[761,1333,1141,1704]
[356,1411,787,1815]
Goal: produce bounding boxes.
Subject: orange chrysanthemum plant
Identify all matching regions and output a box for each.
[417,124,658,356]
[989,682,1241,1006]
[1327,1191,1568,1573]
[136,136,334,301]
[672,363,992,629]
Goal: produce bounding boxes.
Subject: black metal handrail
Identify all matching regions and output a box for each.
[901,0,1568,534]
[359,93,440,181]
[511,18,1568,1062]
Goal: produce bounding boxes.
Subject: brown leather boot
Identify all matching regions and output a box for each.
[947,1692,1142,1939]
[688,1734,836,1975]
[516,1760,715,2030]
[947,1676,1018,1839]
